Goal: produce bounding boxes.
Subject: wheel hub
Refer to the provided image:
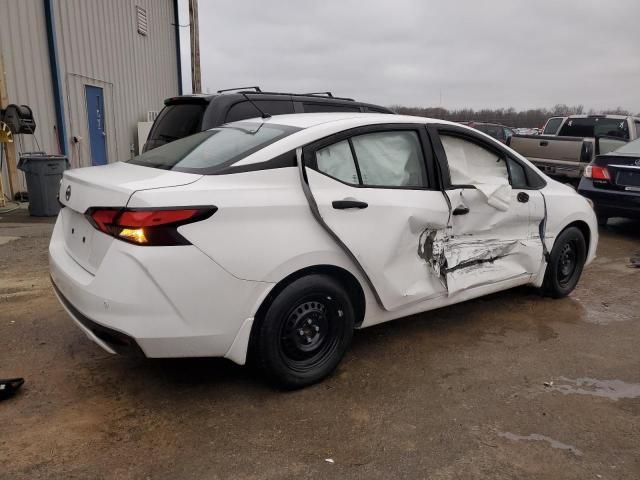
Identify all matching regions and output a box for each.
[282,301,329,357]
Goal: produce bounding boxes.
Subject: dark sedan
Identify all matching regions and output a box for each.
[578,138,640,225]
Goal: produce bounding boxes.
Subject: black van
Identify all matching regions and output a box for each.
[143,87,394,152]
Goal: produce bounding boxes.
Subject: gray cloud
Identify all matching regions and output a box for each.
[197,0,640,112]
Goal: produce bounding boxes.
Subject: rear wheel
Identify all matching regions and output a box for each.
[253,274,354,389]
[541,226,587,298]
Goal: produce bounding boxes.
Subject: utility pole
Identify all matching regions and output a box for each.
[0,53,19,199]
[189,0,201,93]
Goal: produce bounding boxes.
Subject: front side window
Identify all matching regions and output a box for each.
[440,134,509,186]
[129,122,299,173]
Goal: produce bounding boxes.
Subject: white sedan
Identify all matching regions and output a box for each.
[50,113,598,388]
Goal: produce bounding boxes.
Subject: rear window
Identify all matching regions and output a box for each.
[128,122,299,174]
[558,117,629,140]
[145,103,206,151]
[543,117,564,134]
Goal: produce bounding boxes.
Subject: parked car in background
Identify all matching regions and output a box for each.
[578,137,640,225]
[541,116,566,135]
[460,121,514,144]
[510,115,640,182]
[143,87,394,152]
[50,112,597,388]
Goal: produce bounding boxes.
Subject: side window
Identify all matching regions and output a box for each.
[315,140,359,184]
[440,134,509,186]
[351,131,427,187]
[303,103,361,113]
[225,100,294,123]
[507,158,528,189]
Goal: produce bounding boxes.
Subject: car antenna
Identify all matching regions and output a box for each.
[240,92,271,119]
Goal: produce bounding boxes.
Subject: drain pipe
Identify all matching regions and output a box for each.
[43,0,68,156]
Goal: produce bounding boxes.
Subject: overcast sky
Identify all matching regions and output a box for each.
[184,0,640,112]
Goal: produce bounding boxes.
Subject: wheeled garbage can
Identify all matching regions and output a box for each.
[17,153,69,216]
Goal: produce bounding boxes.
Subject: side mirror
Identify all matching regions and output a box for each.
[475,183,512,212]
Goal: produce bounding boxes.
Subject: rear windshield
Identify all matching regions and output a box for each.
[144,103,206,151]
[129,122,299,174]
[558,117,629,140]
[543,117,564,134]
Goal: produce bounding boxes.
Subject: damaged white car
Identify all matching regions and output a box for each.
[50,113,598,388]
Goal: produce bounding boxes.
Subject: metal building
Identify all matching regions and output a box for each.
[0,0,181,192]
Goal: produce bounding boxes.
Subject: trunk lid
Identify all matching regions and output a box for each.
[596,154,640,192]
[57,162,202,274]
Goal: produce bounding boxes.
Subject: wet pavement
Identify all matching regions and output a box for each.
[1,207,639,479]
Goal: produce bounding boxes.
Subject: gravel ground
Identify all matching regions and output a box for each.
[1,207,638,479]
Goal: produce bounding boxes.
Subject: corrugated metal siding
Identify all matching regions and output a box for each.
[0,0,178,191]
[54,0,179,166]
[0,0,60,192]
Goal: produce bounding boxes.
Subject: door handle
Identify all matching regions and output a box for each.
[540,140,549,146]
[452,205,470,216]
[517,192,530,203]
[332,199,368,210]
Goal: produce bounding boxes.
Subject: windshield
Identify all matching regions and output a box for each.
[129,122,300,174]
[611,137,640,156]
[558,117,629,140]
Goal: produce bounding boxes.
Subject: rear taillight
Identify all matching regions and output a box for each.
[86,207,217,246]
[584,165,611,181]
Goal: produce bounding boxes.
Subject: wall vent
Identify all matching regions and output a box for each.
[147,111,159,122]
[136,6,148,36]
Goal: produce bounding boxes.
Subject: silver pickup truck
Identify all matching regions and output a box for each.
[509,115,640,180]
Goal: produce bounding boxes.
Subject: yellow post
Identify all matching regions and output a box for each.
[0,53,20,198]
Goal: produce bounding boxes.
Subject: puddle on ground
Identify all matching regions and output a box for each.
[548,377,640,401]
[0,235,20,246]
[498,432,583,456]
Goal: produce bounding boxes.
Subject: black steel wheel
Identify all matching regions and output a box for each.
[253,274,354,389]
[541,226,587,298]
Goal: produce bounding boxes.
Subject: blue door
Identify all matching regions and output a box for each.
[85,85,107,165]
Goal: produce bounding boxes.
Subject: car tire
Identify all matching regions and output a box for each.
[253,274,354,389]
[541,226,587,298]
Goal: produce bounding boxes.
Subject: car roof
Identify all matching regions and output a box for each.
[224,112,446,129]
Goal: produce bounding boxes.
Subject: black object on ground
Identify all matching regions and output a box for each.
[0,378,25,400]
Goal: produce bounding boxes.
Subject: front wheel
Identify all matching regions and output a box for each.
[253,274,354,389]
[541,226,587,298]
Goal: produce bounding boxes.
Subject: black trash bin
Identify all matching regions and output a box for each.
[17,153,69,217]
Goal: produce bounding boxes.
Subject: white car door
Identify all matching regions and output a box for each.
[301,125,451,311]
[427,125,545,294]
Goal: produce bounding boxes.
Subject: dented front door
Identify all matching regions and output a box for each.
[431,127,544,294]
[443,187,542,293]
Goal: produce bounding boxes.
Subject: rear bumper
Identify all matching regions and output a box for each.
[49,214,273,362]
[578,179,640,219]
